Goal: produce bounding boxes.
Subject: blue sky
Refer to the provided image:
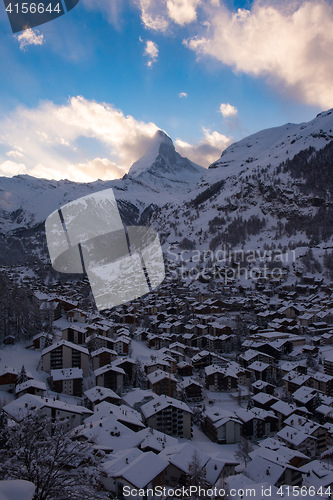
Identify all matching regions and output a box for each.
[0,0,332,181]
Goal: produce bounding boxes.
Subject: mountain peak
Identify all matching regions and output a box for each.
[127,130,205,192]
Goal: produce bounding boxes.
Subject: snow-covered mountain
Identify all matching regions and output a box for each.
[1,109,333,267]
[0,131,204,234]
[145,109,333,258]
[128,130,205,191]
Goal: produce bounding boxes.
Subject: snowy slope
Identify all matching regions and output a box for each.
[205,109,333,184]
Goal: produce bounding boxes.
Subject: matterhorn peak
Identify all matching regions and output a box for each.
[127,130,205,192]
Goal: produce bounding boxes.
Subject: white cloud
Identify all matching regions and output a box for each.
[144,40,159,67]
[220,103,238,118]
[15,29,44,51]
[175,127,232,166]
[178,92,188,98]
[138,0,201,31]
[0,97,160,181]
[6,150,25,158]
[166,0,201,25]
[184,0,333,108]
[0,160,27,176]
[139,0,170,31]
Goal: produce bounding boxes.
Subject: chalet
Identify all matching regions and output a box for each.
[248,361,272,382]
[50,367,83,396]
[283,371,313,394]
[113,336,130,355]
[67,308,87,323]
[3,393,92,428]
[205,365,238,392]
[112,358,137,381]
[42,340,89,377]
[277,426,317,457]
[147,370,177,398]
[84,386,121,409]
[91,347,117,371]
[178,378,203,402]
[102,449,168,497]
[89,401,145,432]
[94,364,124,393]
[0,367,18,391]
[252,380,275,395]
[85,334,115,352]
[203,407,242,444]
[141,395,193,439]
[15,380,47,398]
[62,324,88,345]
[159,443,209,486]
[32,333,52,350]
[145,359,170,375]
[244,455,302,487]
[177,361,193,377]
[311,372,333,396]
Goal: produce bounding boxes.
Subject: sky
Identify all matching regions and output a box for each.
[0,0,332,182]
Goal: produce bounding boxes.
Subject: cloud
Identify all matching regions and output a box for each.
[15,29,44,50]
[220,103,238,118]
[178,92,188,98]
[138,0,201,31]
[0,96,160,181]
[0,160,27,176]
[6,150,25,158]
[166,0,201,25]
[175,127,232,166]
[184,0,333,108]
[139,0,170,31]
[143,40,159,67]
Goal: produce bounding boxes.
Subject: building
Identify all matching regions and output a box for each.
[141,395,193,439]
[94,364,124,393]
[84,386,121,409]
[203,407,242,444]
[91,348,118,371]
[42,340,89,377]
[15,380,47,398]
[50,368,83,396]
[147,370,177,398]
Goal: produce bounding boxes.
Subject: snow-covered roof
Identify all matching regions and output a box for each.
[146,369,177,385]
[90,347,117,357]
[72,414,143,453]
[103,448,143,477]
[85,401,144,429]
[114,451,168,488]
[158,442,210,474]
[84,386,121,403]
[94,364,125,377]
[15,379,47,394]
[122,389,158,408]
[136,427,178,452]
[42,340,89,356]
[244,455,293,486]
[277,426,317,446]
[141,394,192,419]
[3,394,92,421]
